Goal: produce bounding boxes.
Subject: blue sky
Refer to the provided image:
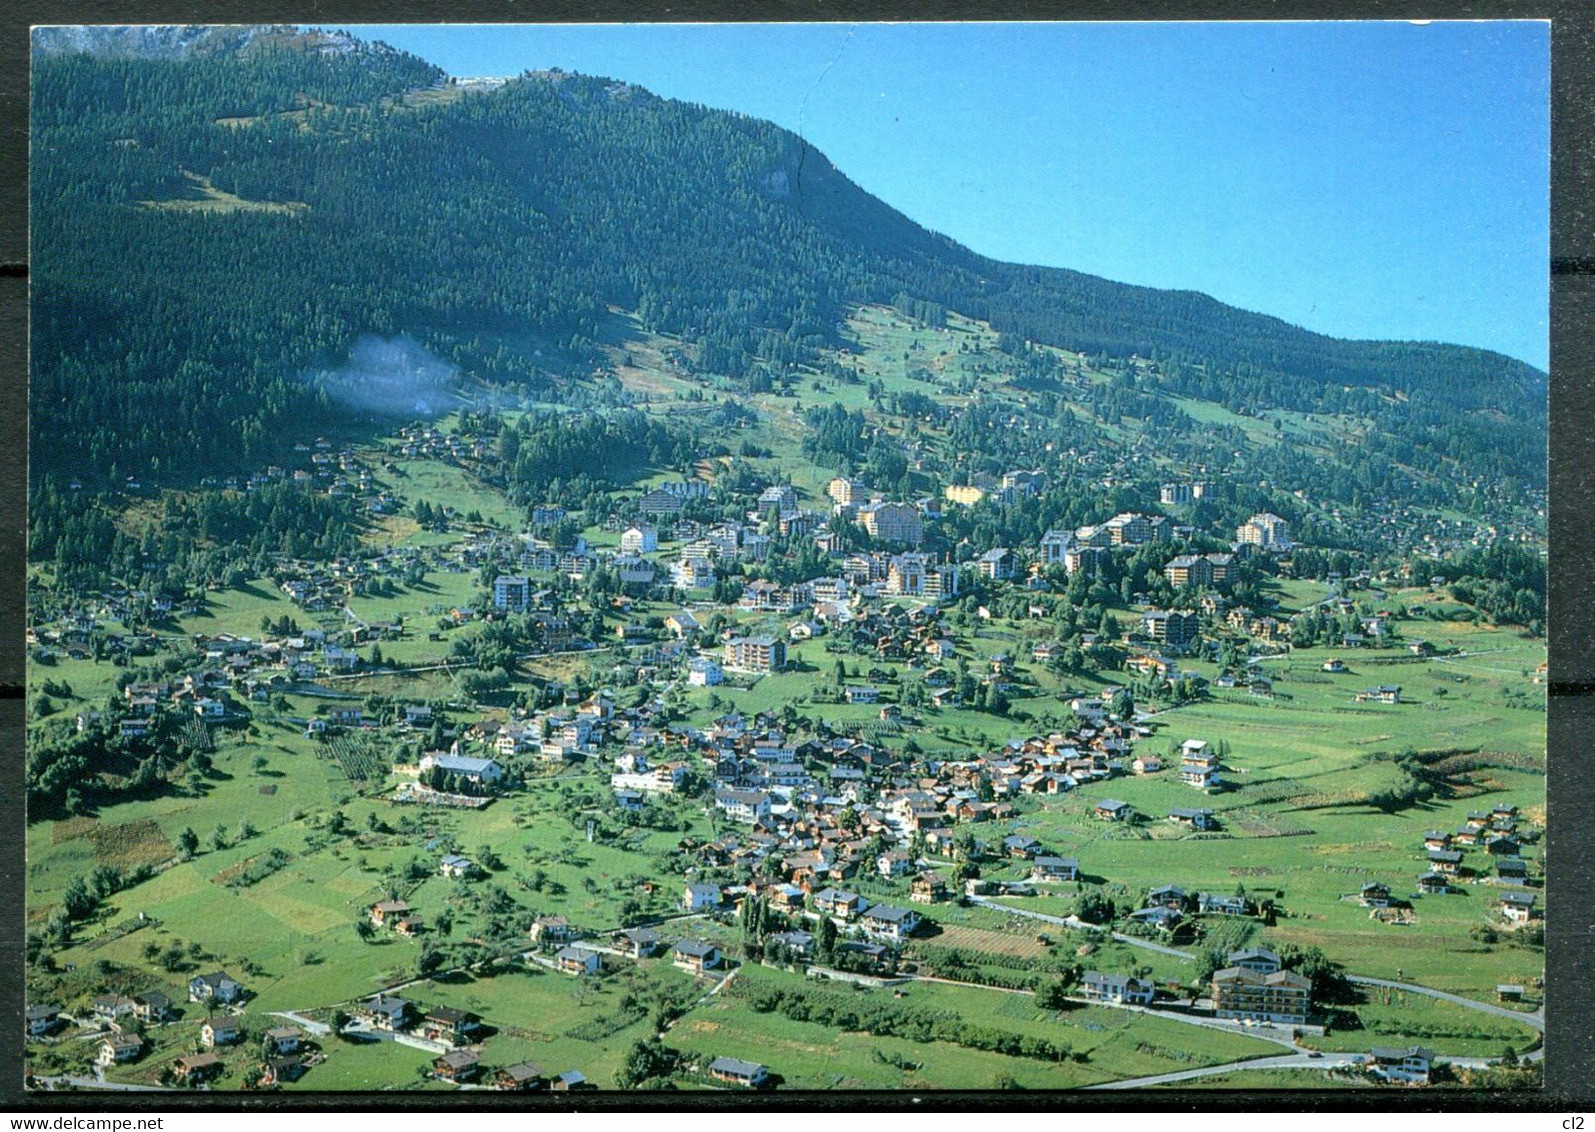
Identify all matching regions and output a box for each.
[347,21,1550,370]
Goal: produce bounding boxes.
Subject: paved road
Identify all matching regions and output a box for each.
[269,1010,331,1036]
[1346,975,1544,1032]
[1106,931,1195,960]
[1087,1052,1504,1090]
[898,969,1302,1051]
[968,896,1195,960]
[969,898,1545,1037]
[1071,998,1302,1050]
[33,1075,169,1092]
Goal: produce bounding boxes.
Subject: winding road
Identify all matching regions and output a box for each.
[1085,1052,1501,1090]
[1346,975,1543,1032]
[970,896,1545,1034]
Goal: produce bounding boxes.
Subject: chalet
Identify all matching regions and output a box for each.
[97,1034,143,1066]
[172,1052,223,1084]
[672,939,722,975]
[1132,755,1163,775]
[263,1027,302,1056]
[496,1061,547,1091]
[1428,849,1464,876]
[188,970,244,1004]
[1496,857,1530,883]
[1359,882,1393,908]
[551,1070,590,1092]
[1093,799,1132,822]
[1367,1046,1435,1085]
[683,883,721,912]
[614,927,666,958]
[1032,856,1080,881]
[359,995,413,1032]
[1416,872,1450,895]
[877,851,917,879]
[370,900,412,927]
[555,945,602,976]
[860,904,922,943]
[844,685,880,704]
[1146,885,1188,910]
[1079,972,1156,1006]
[1126,653,1180,679]
[112,987,160,1025]
[714,787,772,825]
[812,888,867,921]
[1197,892,1248,917]
[25,1004,61,1038]
[995,835,1046,860]
[665,611,701,638]
[418,753,504,786]
[687,657,724,687]
[439,855,477,879]
[1169,808,1216,832]
[764,882,806,913]
[1500,891,1538,923]
[910,872,949,904]
[201,1017,243,1047]
[1423,831,1451,851]
[1486,834,1521,857]
[433,1049,482,1083]
[708,1056,770,1088]
[1356,685,1403,705]
[90,994,137,1024]
[530,915,575,945]
[420,1007,480,1045]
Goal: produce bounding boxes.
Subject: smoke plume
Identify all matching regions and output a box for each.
[310,334,459,417]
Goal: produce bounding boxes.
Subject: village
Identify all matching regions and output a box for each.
[23,324,1551,1099]
[26,424,1547,1092]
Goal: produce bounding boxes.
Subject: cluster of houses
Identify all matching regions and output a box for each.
[37,970,319,1088]
[344,993,587,1091]
[1121,885,1262,937]
[1405,805,1539,921]
[84,624,447,744]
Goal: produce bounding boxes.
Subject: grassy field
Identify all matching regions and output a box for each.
[1149,1067,1373,1089]
[1299,989,1538,1058]
[661,964,1281,1090]
[139,170,308,216]
[379,457,522,532]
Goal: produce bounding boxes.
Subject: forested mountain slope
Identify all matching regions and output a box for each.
[31,27,1544,491]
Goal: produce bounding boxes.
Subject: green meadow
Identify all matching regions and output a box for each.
[661,964,1281,1090]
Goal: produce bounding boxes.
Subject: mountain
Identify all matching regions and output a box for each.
[28,27,1544,498]
[30,24,411,62]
